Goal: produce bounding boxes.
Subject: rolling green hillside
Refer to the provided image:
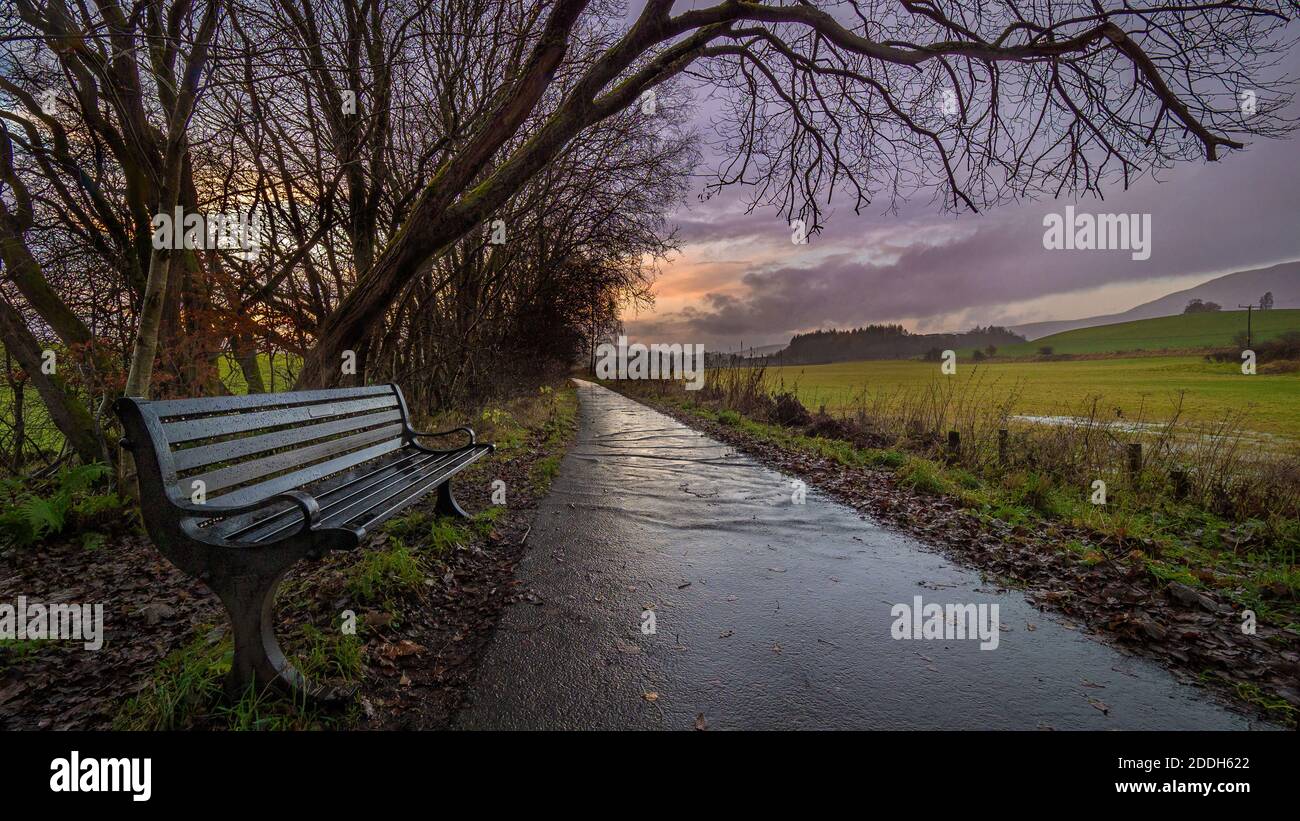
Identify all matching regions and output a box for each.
[993,309,1300,357]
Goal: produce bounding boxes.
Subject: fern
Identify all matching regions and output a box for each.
[58,462,111,495]
[0,461,116,547]
[21,495,68,541]
[0,506,36,545]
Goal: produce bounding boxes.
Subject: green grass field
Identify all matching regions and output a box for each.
[992,309,1300,357]
[216,352,300,394]
[765,356,1300,439]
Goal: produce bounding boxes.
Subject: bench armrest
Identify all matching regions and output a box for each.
[409,426,477,447]
[170,489,322,538]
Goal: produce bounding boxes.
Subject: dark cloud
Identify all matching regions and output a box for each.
[670,208,774,245]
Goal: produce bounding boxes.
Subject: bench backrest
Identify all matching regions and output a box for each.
[116,384,414,507]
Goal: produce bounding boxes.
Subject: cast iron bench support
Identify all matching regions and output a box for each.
[114,384,493,701]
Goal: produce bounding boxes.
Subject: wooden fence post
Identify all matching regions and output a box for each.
[947,430,960,462]
[1171,469,1189,501]
[1127,443,1143,482]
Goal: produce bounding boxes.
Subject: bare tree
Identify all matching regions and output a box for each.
[120,0,224,398]
[4,0,229,401]
[291,0,1297,386]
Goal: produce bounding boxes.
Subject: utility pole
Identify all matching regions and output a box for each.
[1236,304,1254,348]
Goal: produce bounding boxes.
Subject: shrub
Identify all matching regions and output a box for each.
[1257,331,1300,363]
[805,412,850,440]
[1258,359,1299,375]
[768,391,810,426]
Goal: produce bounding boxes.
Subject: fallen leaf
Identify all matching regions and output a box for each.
[138,602,176,625]
[1167,581,1218,612]
[0,681,27,706]
[378,639,425,659]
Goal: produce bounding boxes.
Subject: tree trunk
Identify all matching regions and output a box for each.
[0,296,101,464]
[232,333,266,394]
[0,218,93,347]
[4,351,25,471]
[123,244,175,398]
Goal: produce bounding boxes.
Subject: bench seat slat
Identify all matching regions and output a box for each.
[225,450,458,542]
[162,394,400,444]
[217,450,430,540]
[346,446,491,532]
[190,423,404,494]
[146,384,395,418]
[172,409,404,471]
[320,447,485,530]
[232,441,488,537]
[216,446,490,544]
[200,438,406,508]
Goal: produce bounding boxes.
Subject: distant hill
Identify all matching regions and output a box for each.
[1011,260,1300,340]
[997,308,1300,357]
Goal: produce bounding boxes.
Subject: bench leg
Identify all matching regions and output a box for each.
[219,571,306,701]
[435,479,470,519]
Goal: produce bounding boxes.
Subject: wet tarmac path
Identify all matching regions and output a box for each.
[455,381,1260,730]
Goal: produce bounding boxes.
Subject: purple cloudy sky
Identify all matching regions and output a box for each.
[624,9,1300,350]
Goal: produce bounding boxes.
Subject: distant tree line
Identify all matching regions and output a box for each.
[1185,292,1278,314]
[1184,299,1223,314]
[773,325,1025,365]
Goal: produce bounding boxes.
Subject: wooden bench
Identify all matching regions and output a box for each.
[114,384,493,700]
